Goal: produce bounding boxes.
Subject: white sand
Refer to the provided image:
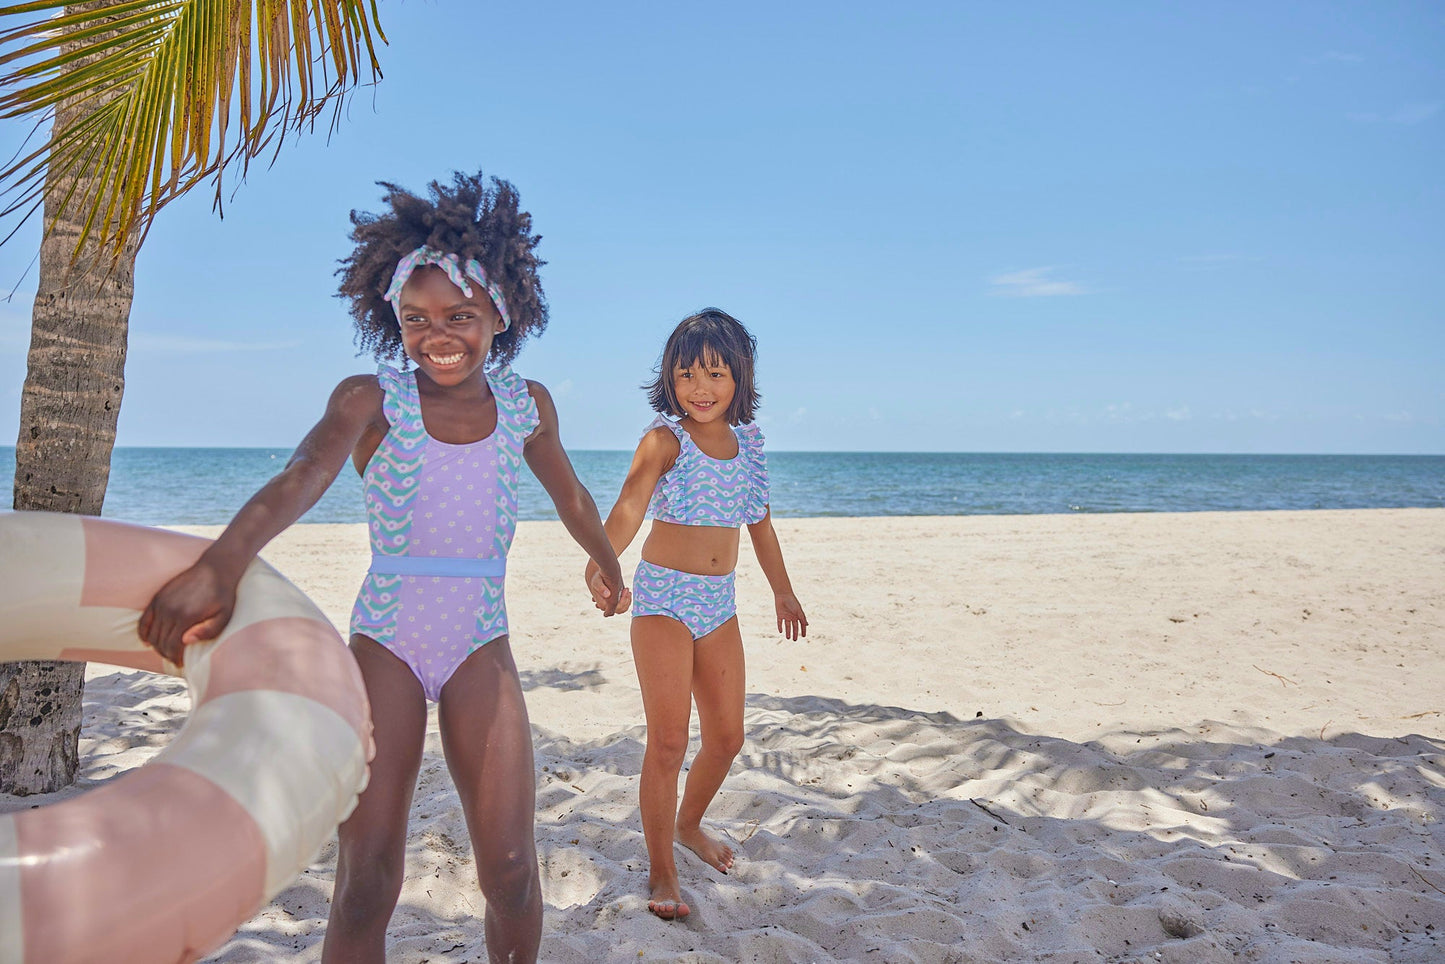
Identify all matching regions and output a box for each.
[9,509,1444,962]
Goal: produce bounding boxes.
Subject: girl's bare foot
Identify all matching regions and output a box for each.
[647,871,690,921]
[676,823,734,874]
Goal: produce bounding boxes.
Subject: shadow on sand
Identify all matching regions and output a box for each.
[9,681,1442,963]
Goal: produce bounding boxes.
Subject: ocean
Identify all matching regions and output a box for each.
[2,448,1442,525]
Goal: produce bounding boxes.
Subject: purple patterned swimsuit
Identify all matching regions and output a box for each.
[633,415,769,639]
[350,364,539,700]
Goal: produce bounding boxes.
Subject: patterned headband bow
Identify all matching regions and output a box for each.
[384,246,512,332]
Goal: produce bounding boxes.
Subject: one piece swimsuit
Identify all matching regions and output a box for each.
[350,363,539,700]
[631,414,769,640]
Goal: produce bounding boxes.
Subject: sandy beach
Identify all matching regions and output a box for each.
[10,508,1444,962]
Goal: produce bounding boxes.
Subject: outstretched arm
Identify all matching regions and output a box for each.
[522,382,626,616]
[583,426,678,611]
[139,375,383,663]
[747,509,807,640]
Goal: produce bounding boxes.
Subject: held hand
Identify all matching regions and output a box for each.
[138,558,238,667]
[587,564,630,617]
[776,592,808,641]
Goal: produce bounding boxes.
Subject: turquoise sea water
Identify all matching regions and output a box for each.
[2,447,1442,525]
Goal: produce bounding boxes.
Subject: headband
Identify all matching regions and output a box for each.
[384,246,512,332]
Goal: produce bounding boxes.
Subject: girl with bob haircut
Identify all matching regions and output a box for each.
[586,308,808,920]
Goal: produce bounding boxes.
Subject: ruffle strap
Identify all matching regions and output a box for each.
[376,364,421,433]
[644,414,688,513]
[735,422,769,524]
[487,364,541,440]
[642,413,685,443]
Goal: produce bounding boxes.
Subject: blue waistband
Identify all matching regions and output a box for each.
[369,555,507,578]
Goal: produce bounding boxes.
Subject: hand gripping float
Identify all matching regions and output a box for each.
[0,512,373,964]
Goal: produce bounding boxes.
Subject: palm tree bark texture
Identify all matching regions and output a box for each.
[2,1,138,795]
[0,1,384,795]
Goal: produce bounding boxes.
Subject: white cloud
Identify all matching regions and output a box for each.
[1007,404,1308,426]
[0,299,31,344]
[3,315,303,354]
[988,267,1087,298]
[788,406,808,424]
[1348,102,1442,125]
[1391,103,1441,125]
[130,334,303,353]
[1178,253,1262,268]
[1306,51,1363,65]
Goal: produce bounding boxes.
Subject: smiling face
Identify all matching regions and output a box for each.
[647,309,759,425]
[671,351,737,425]
[396,265,503,386]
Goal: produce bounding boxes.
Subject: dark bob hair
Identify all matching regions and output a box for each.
[336,171,547,366]
[645,308,760,425]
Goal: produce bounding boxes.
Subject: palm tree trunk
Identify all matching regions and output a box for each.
[1,1,139,796]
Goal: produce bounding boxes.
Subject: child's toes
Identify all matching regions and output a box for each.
[648,898,690,921]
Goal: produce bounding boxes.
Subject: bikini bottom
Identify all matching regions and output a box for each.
[631,559,736,640]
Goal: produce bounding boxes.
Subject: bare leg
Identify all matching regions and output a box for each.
[439,636,542,963]
[322,636,427,964]
[631,614,696,920]
[676,616,745,873]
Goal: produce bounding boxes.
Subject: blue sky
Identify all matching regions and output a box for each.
[1,2,1441,453]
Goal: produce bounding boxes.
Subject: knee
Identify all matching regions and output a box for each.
[477,846,539,917]
[332,846,405,926]
[706,727,745,760]
[644,731,690,773]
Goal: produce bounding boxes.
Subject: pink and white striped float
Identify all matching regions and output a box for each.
[0,512,372,963]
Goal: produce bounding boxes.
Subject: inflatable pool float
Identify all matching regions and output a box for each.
[0,512,372,963]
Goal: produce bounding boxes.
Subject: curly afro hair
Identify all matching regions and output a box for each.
[337,172,547,366]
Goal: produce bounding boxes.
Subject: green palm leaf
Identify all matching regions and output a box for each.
[0,0,386,261]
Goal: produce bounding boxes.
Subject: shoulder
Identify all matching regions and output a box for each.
[640,423,682,456]
[640,414,684,454]
[522,377,550,404]
[630,416,679,468]
[330,373,385,411]
[318,374,387,438]
[631,420,682,476]
[518,377,555,420]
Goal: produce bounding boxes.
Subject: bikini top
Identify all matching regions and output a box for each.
[645,414,769,527]
[362,364,540,569]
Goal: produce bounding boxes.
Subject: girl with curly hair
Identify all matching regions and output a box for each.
[585,309,807,920]
[141,172,624,962]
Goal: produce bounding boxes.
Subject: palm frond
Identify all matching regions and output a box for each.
[0,0,387,262]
